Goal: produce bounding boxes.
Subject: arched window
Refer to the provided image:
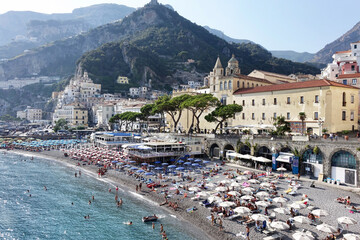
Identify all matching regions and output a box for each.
[252,83,254,87]
[228,80,232,90]
[302,149,323,164]
[331,150,356,169]
[342,92,346,106]
[242,82,245,88]
[247,82,250,88]
[237,81,240,88]
[224,81,227,90]
[256,84,258,87]
[220,82,223,90]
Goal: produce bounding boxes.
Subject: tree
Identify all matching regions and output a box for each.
[153,94,191,132]
[181,94,220,133]
[53,118,67,132]
[272,116,291,136]
[298,112,306,135]
[205,104,243,133]
[141,104,155,132]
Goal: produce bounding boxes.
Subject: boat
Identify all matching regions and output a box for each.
[142,215,158,222]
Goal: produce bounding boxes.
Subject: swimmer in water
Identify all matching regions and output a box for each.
[92,196,95,200]
[125,221,132,225]
[88,200,91,205]
[71,202,74,205]
[84,215,90,219]
[152,222,155,229]
[44,186,47,191]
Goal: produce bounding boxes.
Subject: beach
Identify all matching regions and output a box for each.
[3,148,360,240]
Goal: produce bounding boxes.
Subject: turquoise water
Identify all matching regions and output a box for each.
[0,152,197,240]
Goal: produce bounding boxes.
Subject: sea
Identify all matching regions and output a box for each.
[0,152,199,240]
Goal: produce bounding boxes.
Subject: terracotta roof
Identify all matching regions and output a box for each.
[233,79,359,95]
[233,74,273,84]
[250,70,294,80]
[335,50,351,54]
[337,73,360,79]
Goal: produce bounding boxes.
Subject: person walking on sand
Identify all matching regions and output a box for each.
[297,172,300,180]
[139,183,142,191]
[219,218,223,231]
[211,214,215,226]
[246,225,250,240]
[136,185,139,192]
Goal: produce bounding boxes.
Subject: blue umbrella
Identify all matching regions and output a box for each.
[203,161,210,164]
[169,159,176,162]
[192,163,199,167]
[162,163,168,166]
[185,155,190,158]
[112,161,118,163]
[194,159,202,163]
[176,167,185,171]
[154,167,163,170]
[129,161,136,163]
[136,169,145,173]
[145,172,154,176]
[125,165,132,168]
[168,165,176,168]
[178,160,184,164]
[188,158,194,161]
[148,165,155,168]
[130,167,138,170]
[155,161,161,164]
[184,162,191,165]
[116,162,124,165]
[180,157,186,160]
[141,163,148,166]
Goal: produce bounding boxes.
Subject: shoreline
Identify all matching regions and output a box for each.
[2,149,225,240]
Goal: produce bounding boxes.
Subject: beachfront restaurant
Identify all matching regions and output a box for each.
[127,142,186,163]
[94,132,140,149]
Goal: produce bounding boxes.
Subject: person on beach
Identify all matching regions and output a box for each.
[116,186,119,192]
[109,188,111,193]
[119,198,123,205]
[219,218,223,231]
[115,195,118,202]
[44,186,47,191]
[136,185,138,192]
[211,214,215,226]
[79,170,81,177]
[92,196,95,201]
[139,183,142,191]
[246,225,250,240]
[88,200,91,205]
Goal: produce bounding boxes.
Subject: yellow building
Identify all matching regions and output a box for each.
[248,70,296,84]
[72,103,88,127]
[232,79,359,135]
[117,76,129,84]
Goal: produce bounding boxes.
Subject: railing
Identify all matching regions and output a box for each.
[128,150,185,158]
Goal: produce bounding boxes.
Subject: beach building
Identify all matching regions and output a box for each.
[93,132,139,149]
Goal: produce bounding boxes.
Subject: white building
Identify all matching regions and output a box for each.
[17,107,42,122]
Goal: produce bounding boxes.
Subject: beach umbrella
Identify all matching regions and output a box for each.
[277,167,287,171]
[236,176,248,181]
[260,182,272,188]
[242,187,255,193]
[293,216,312,224]
[187,158,194,161]
[344,234,360,240]
[273,197,288,204]
[234,207,251,215]
[168,165,177,168]
[316,223,337,233]
[130,167,138,170]
[292,231,314,240]
[215,186,227,192]
[230,182,241,188]
[145,172,154,176]
[184,162,191,165]
[256,191,269,198]
[244,170,252,175]
[192,163,200,167]
[220,179,231,184]
[270,221,290,230]
[141,163,148,166]
[194,159,202,163]
[136,169,145,173]
[178,160,184,164]
[155,161,161,164]
[154,167,163,170]
[205,183,216,188]
[273,207,290,214]
[242,182,251,187]
[251,214,269,222]
[176,167,185,171]
[337,216,357,225]
[189,186,201,192]
[241,195,253,200]
[288,202,306,209]
[311,209,329,217]
[203,160,210,164]
[255,201,270,207]
[196,192,208,198]
[129,161,136,163]
[148,165,155,168]
[112,160,118,163]
[248,179,260,184]
[208,196,222,203]
[219,201,235,208]
[169,159,176,162]
[162,163,168,166]
[228,191,241,196]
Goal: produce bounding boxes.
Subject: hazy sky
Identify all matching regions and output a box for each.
[1,0,360,53]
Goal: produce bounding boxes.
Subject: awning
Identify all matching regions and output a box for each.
[253,156,272,163]
[276,153,294,163]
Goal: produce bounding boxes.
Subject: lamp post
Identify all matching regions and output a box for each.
[317,118,324,136]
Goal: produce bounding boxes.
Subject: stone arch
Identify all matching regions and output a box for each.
[302,148,323,164]
[329,148,359,185]
[280,146,292,153]
[257,146,272,159]
[209,143,220,158]
[239,145,251,154]
[330,149,357,169]
[223,144,235,158]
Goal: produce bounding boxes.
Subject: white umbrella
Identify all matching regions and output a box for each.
[260,182,272,188]
[337,216,357,225]
[273,197,288,203]
[256,191,269,198]
[255,201,270,207]
[288,202,306,209]
[277,167,287,171]
[242,187,255,193]
[215,186,227,192]
[206,183,216,188]
[270,221,290,230]
[208,196,222,203]
[273,207,290,214]
[230,182,242,188]
[293,216,311,224]
[248,179,260,184]
[219,201,235,208]
[220,179,232,184]
[292,231,314,240]
[236,176,248,181]
[228,191,241,196]
[189,186,201,192]
[316,223,337,233]
[251,214,269,222]
[234,207,251,215]
[196,191,209,198]
[311,209,329,217]
[241,195,253,200]
[344,234,360,240]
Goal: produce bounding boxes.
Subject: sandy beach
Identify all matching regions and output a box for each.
[3,148,360,240]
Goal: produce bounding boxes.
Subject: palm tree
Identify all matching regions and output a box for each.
[298,112,306,135]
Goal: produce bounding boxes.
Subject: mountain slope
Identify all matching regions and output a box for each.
[311,21,360,64]
[270,50,314,63]
[0,2,319,88]
[203,26,254,44]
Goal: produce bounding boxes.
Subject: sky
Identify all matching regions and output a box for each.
[1,0,360,53]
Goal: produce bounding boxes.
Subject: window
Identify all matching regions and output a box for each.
[247,82,250,88]
[342,111,346,121]
[242,113,245,120]
[343,79,348,85]
[287,112,290,120]
[262,113,265,120]
[228,80,232,90]
[252,83,254,87]
[252,113,255,120]
[314,95,319,103]
[342,92,346,107]
[351,111,354,121]
[287,97,291,104]
[213,85,215,91]
[256,84,258,87]
[262,99,266,105]
[224,81,227,90]
[352,79,357,85]
[220,82,223,90]
[314,112,318,120]
[237,81,240,88]
[242,82,245,88]
[300,96,304,104]
[274,98,277,105]
[351,95,355,103]
[273,113,277,119]
[242,100,245,106]
[252,99,255,106]
[355,44,358,49]
[351,65,355,71]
